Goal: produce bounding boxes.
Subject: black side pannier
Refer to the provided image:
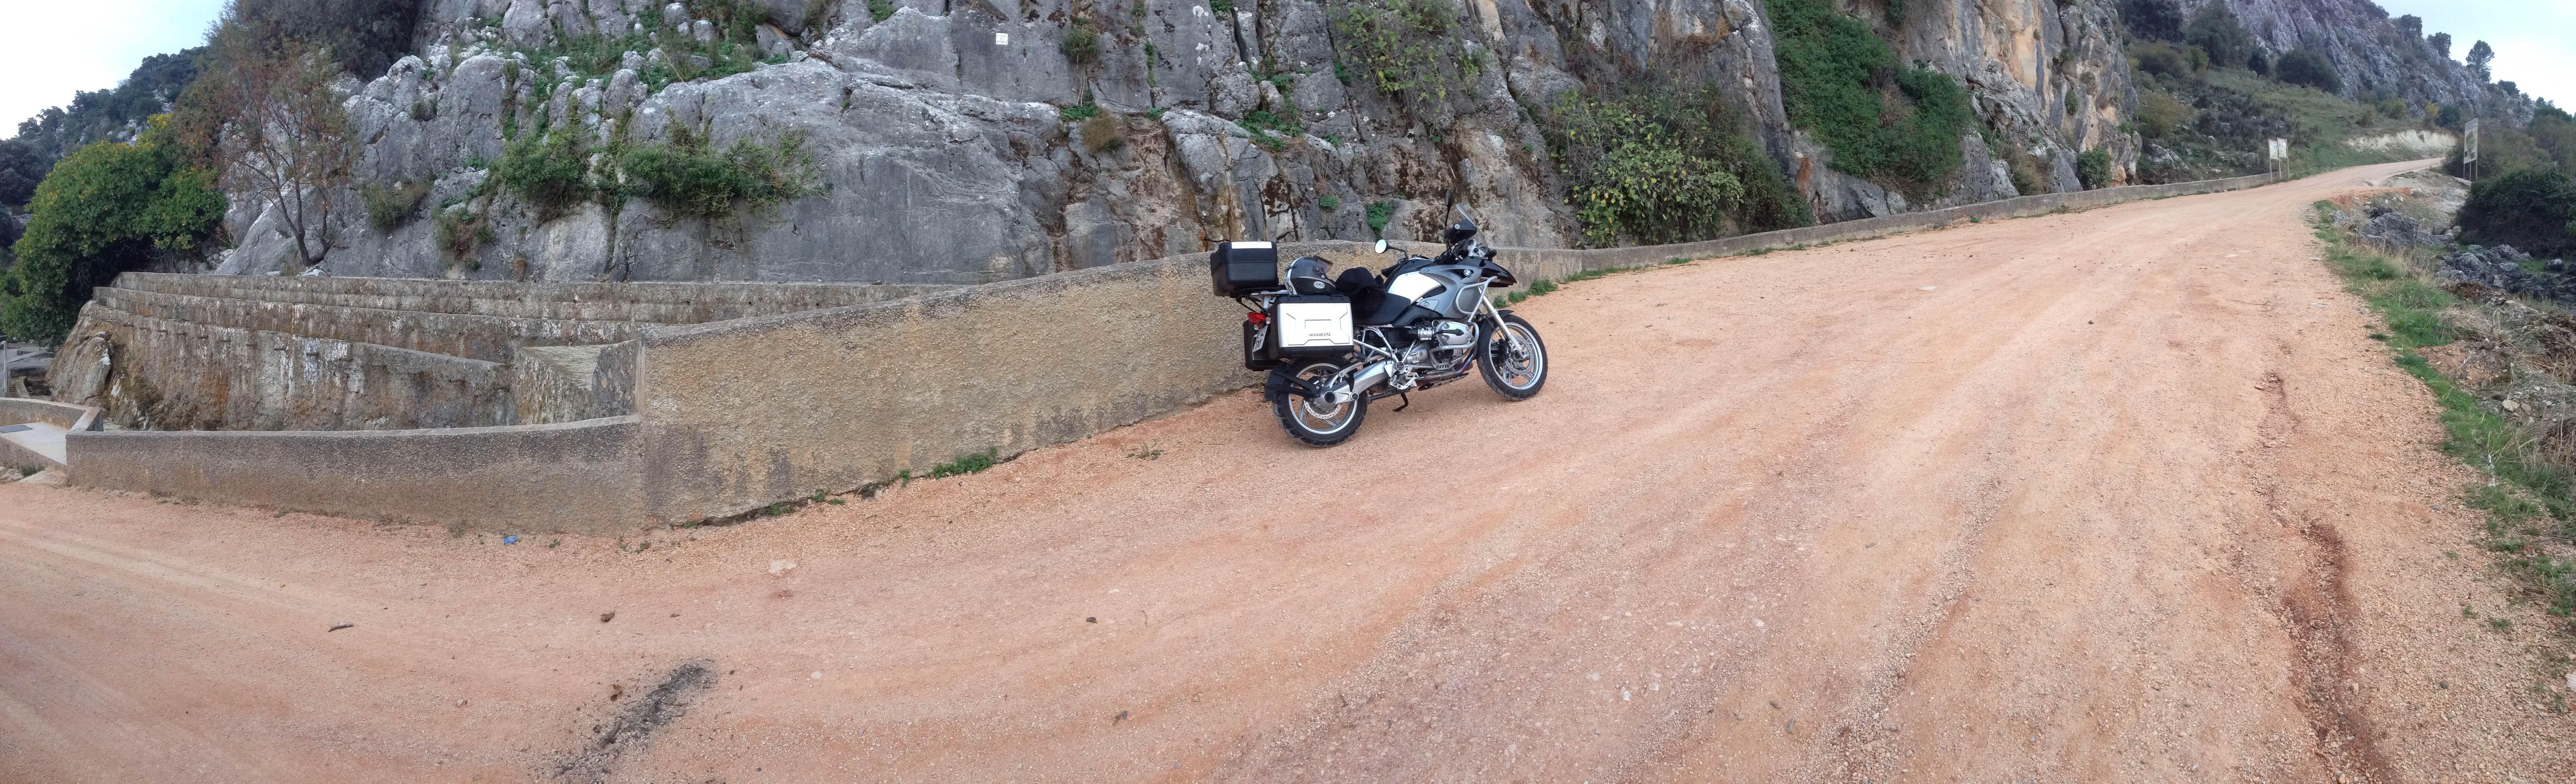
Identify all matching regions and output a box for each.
[1210,241,1281,297]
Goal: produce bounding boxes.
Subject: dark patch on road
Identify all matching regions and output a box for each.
[551,659,717,783]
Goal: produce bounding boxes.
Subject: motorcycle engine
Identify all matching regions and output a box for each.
[1430,320,1478,349]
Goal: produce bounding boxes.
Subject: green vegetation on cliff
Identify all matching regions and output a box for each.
[1544,81,1808,246]
[1766,0,1973,196]
[1,120,224,345]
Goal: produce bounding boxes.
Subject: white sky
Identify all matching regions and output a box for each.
[0,0,223,136]
[2373,0,2576,109]
[0,0,2566,137]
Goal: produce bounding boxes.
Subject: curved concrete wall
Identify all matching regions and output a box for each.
[66,416,644,533]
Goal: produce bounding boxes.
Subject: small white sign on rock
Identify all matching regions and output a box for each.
[995,32,1009,45]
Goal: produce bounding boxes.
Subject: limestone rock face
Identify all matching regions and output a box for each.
[2211,0,2505,116]
[201,0,2496,284]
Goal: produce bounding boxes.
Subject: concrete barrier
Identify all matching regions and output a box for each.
[66,416,646,533]
[64,169,2297,528]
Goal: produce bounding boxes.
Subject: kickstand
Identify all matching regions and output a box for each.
[1392,393,1410,413]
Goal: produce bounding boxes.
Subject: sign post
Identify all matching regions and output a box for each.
[2463,119,2481,181]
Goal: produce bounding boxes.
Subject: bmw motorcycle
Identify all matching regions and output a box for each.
[1209,209,1550,447]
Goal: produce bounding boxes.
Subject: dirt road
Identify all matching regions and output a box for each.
[5,159,2571,782]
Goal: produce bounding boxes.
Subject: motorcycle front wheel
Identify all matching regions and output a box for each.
[1477,313,1548,400]
[1271,358,1368,448]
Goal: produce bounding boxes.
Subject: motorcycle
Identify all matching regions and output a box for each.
[1209,208,1550,446]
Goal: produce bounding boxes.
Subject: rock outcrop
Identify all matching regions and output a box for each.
[2205,0,2521,122]
[2435,245,2576,307]
[192,0,2485,286]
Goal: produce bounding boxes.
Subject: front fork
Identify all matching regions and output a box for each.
[1476,296,1528,358]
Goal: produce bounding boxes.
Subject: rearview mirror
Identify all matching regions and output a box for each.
[1373,239,1390,254]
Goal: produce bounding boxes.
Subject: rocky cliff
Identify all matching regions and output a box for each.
[2202,0,2526,124]
[194,0,2454,285]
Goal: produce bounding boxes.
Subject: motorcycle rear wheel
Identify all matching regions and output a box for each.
[1271,358,1368,447]
[1477,313,1548,400]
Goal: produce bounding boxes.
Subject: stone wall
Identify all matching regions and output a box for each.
[55,306,514,431]
[92,287,651,363]
[52,275,953,431]
[117,274,949,324]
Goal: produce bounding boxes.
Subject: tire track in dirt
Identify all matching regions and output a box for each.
[2250,369,2396,782]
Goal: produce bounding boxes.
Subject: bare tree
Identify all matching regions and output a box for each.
[193,27,353,270]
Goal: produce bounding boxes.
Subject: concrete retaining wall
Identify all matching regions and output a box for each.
[118,273,954,324]
[0,398,100,472]
[510,341,640,424]
[0,398,101,431]
[66,169,2296,528]
[66,416,645,533]
[93,288,653,363]
[53,306,513,431]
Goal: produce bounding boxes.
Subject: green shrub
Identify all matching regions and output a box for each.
[361,179,431,232]
[617,126,819,219]
[2,125,223,345]
[2118,0,2184,41]
[2004,146,2047,195]
[431,207,494,267]
[2137,91,2194,138]
[1080,114,1125,154]
[1239,99,1303,138]
[1318,195,1339,211]
[2458,168,2576,257]
[410,99,434,121]
[495,131,592,218]
[930,448,999,478]
[1060,102,1101,122]
[2182,2,2254,72]
[1365,200,1393,235]
[1209,0,1233,13]
[869,0,894,22]
[2129,40,2194,79]
[1332,0,1478,109]
[2275,49,2341,93]
[1768,0,1973,195]
[1544,80,1808,245]
[2076,149,2113,189]
[1062,22,1100,65]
